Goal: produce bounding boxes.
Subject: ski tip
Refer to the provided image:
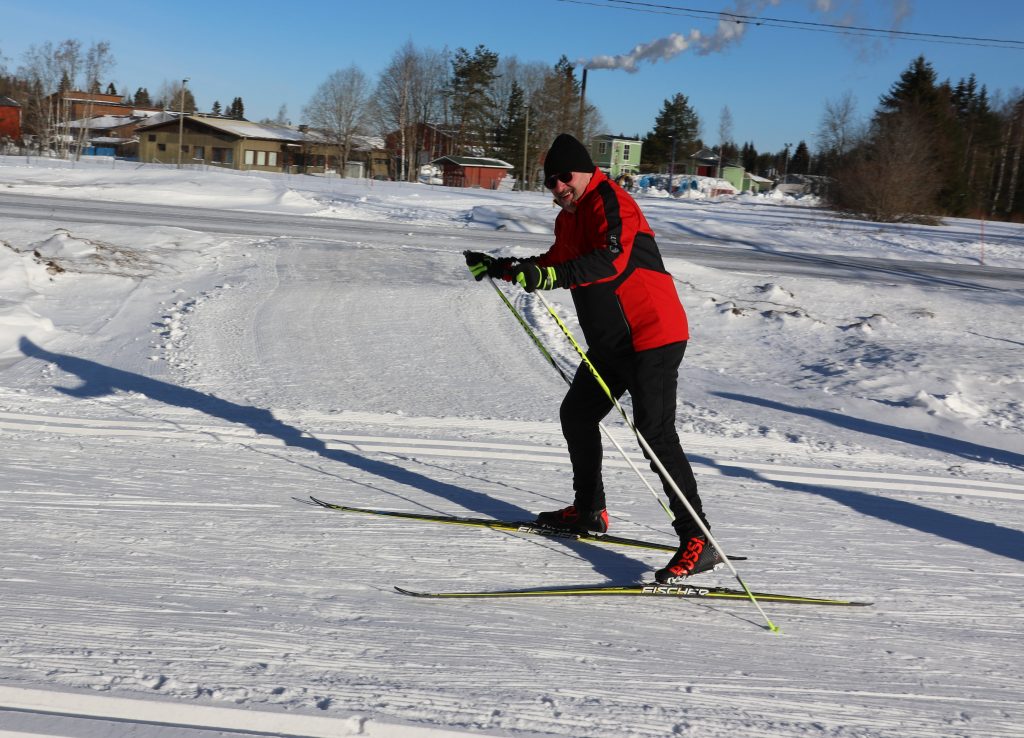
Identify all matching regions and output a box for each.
[394,586,432,598]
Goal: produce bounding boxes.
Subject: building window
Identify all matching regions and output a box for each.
[598,142,608,155]
[623,144,631,159]
[193,146,204,160]
[157,143,166,151]
[212,147,233,164]
[244,150,273,166]
[148,134,156,142]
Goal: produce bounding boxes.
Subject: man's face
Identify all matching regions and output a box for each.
[549,170,593,212]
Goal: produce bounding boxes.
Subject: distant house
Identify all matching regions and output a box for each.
[747,173,774,193]
[0,96,22,141]
[138,115,312,172]
[430,155,514,189]
[721,164,748,192]
[590,134,642,178]
[775,173,832,197]
[136,115,387,176]
[49,90,161,120]
[69,111,176,158]
[385,123,459,176]
[688,148,720,177]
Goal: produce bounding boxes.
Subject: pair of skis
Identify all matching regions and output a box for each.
[307,497,872,607]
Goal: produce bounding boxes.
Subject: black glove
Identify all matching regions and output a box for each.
[514,262,561,293]
[463,251,516,281]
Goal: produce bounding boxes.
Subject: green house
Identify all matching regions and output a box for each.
[590,134,643,178]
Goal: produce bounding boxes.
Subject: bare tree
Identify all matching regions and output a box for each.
[372,41,448,181]
[373,42,417,181]
[407,46,448,166]
[17,39,86,154]
[153,80,196,112]
[817,91,861,158]
[717,105,733,177]
[832,113,942,223]
[304,66,371,177]
[75,41,115,160]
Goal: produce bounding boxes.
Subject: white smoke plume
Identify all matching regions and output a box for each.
[584,0,778,71]
[582,0,915,72]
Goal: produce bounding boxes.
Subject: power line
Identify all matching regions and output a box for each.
[558,0,1024,50]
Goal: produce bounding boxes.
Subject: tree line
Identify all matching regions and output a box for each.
[1,39,1021,221]
[822,56,1024,222]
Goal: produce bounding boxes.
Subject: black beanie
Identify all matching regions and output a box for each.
[544,133,595,178]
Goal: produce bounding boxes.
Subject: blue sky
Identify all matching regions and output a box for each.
[3,1,1022,154]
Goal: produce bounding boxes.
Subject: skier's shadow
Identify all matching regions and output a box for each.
[17,338,649,582]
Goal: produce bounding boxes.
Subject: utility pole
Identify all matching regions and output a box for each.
[521,104,530,192]
[783,142,792,179]
[577,68,587,140]
[669,135,677,195]
[177,78,190,169]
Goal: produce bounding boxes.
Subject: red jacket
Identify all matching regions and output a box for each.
[536,169,689,354]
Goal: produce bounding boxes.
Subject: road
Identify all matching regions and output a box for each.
[2,192,1021,292]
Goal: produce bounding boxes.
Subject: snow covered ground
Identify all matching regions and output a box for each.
[0,155,1021,737]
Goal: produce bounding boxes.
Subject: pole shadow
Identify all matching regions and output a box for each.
[693,393,1024,562]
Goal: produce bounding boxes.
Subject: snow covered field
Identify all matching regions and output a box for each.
[0,156,1021,737]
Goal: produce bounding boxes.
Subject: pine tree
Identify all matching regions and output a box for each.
[494,80,528,181]
[641,92,701,172]
[105,82,117,95]
[211,100,222,116]
[133,87,152,107]
[741,141,759,173]
[878,55,944,119]
[449,45,499,154]
[227,97,245,120]
[790,141,810,175]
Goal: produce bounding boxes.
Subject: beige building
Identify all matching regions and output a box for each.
[136,115,388,177]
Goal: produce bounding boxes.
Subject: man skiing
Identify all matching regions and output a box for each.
[464,133,721,583]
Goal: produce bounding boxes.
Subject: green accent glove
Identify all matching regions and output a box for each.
[514,263,560,293]
[463,251,517,281]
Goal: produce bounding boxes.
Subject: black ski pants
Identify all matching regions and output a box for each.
[559,340,708,540]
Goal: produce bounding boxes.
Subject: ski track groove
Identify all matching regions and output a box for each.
[0,409,1018,500]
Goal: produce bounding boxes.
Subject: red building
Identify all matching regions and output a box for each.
[0,96,22,140]
[431,155,514,189]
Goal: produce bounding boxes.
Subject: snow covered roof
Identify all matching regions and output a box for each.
[134,115,346,145]
[431,155,514,169]
[0,96,21,107]
[690,147,719,161]
[68,115,138,130]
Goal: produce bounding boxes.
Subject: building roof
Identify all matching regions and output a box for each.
[690,148,720,162]
[592,133,642,143]
[68,114,139,130]
[137,115,322,143]
[430,155,514,169]
[0,96,21,107]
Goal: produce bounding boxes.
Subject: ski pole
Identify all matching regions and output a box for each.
[532,290,780,633]
[485,277,673,521]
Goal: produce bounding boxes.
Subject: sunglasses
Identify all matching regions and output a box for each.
[544,171,573,189]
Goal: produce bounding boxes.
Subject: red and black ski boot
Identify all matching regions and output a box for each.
[654,535,723,583]
[535,505,609,534]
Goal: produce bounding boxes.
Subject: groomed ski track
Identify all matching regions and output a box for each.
[1,191,1022,737]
